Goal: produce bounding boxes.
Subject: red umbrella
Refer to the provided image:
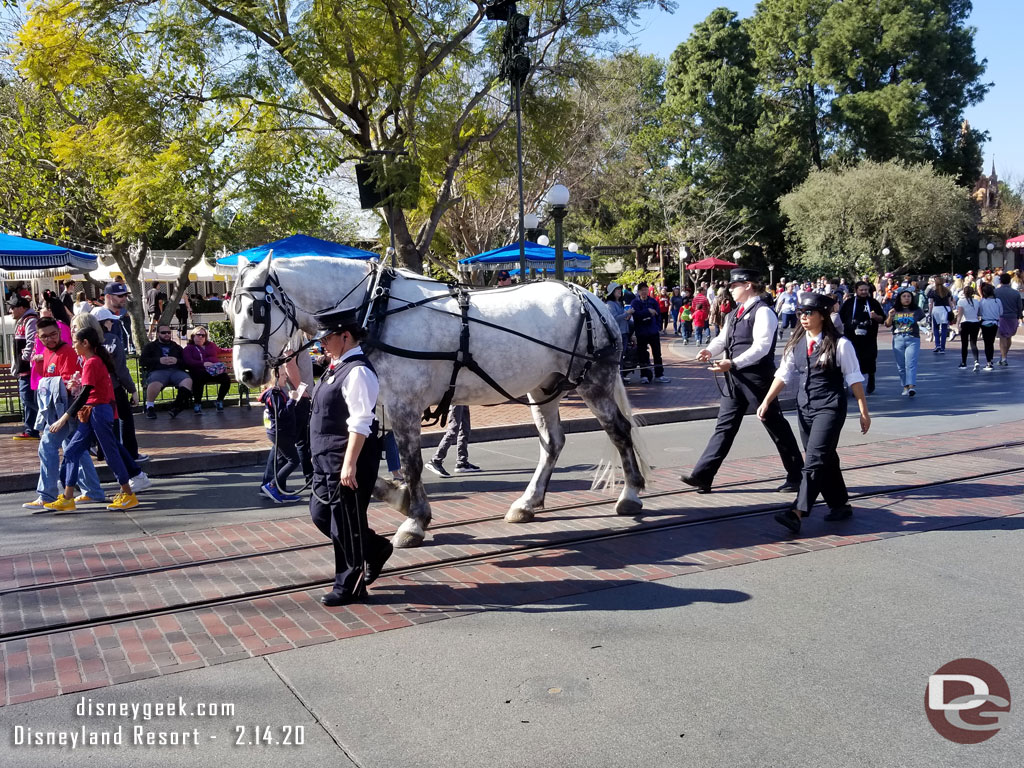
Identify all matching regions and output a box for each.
[686,257,738,270]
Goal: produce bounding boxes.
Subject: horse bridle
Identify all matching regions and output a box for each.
[232,260,380,370]
[231,264,303,369]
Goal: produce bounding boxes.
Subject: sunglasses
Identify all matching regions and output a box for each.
[797,309,819,317]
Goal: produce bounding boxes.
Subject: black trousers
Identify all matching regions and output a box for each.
[309,432,390,595]
[981,324,998,363]
[795,401,849,514]
[293,397,313,482]
[690,370,803,484]
[635,333,664,379]
[960,321,981,364]
[192,371,231,404]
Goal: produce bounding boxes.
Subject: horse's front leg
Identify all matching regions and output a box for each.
[506,393,565,524]
[390,406,431,548]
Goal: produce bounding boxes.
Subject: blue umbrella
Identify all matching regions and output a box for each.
[0,232,97,272]
[459,242,591,271]
[216,234,377,266]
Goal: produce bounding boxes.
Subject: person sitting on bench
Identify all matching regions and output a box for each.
[139,324,193,419]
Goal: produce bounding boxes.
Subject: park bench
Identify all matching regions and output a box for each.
[215,348,250,408]
[0,363,22,417]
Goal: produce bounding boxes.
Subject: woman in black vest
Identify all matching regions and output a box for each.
[309,307,393,606]
[757,293,871,535]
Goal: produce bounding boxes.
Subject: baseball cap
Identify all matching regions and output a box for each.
[6,295,30,309]
[104,282,128,296]
[92,307,119,323]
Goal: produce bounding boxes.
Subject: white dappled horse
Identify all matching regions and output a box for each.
[229,254,649,548]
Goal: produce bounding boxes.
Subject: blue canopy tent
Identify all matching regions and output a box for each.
[508,266,591,275]
[0,232,98,272]
[458,242,591,271]
[216,234,377,266]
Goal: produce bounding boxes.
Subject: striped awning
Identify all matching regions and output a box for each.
[0,232,98,272]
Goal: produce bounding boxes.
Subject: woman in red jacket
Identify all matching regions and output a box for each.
[182,326,231,414]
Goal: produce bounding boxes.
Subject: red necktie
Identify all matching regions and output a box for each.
[736,305,745,319]
[808,340,817,356]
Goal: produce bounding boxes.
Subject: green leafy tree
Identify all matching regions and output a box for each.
[779,160,973,276]
[13,2,341,348]
[47,0,673,274]
[814,0,990,176]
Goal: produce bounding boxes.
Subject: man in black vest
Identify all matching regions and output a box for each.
[683,268,803,493]
[309,306,393,606]
[838,281,883,394]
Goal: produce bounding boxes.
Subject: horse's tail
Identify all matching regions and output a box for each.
[591,376,653,492]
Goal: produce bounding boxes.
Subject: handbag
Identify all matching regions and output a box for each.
[77,405,93,423]
[206,361,227,376]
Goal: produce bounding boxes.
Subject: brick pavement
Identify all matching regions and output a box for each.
[2,418,1022,706]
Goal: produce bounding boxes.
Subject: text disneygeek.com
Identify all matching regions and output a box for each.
[9,696,306,749]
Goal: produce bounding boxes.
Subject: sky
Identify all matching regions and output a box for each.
[627,0,1022,184]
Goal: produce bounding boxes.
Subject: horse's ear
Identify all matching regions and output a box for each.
[252,249,273,281]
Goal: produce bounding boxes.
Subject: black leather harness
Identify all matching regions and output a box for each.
[234,261,617,428]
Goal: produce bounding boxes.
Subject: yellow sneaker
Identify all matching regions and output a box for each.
[107,492,139,511]
[43,496,76,512]
[75,493,107,504]
[22,497,46,510]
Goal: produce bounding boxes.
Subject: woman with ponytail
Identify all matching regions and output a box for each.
[43,327,140,512]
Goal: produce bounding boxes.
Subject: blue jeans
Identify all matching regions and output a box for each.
[893,335,921,387]
[384,431,401,474]
[19,377,39,435]
[696,327,707,344]
[932,321,948,351]
[38,420,103,502]
[63,404,131,487]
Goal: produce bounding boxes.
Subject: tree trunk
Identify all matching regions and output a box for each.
[110,241,151,354]
[388,206,424,273]
[157,221,211,331]
[806,83,823,170]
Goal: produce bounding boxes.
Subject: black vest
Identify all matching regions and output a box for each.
[726,299,778,375]
[310,353,377,453]
[793,340,845,411]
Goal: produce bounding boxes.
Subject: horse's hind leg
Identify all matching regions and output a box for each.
[506,393,565,524]
[577,371,646,516]
[389,405,431,548]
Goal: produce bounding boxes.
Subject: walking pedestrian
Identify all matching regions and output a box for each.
[757,293,870,535]
[630,283,669,384]
[604,283,634,382]
[426,404,481,476]
[683,268,804,494]
[670,287,684,336]
[979,282,1002,370]
[955,284,982,371]
[307,306,393,606]
[994,272,1023,366]
[42,328,141,512]
[839,281,884,394]
[927,276,953,354]
[886,288,925,396]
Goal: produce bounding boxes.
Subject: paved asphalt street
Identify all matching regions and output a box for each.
[0,340,1022,767]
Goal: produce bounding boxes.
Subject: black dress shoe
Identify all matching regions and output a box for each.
[774,509,802,535]
[775,481,801,493]
[320,585,367,606]
[681,474,712,494]
[365,541,394,585]
[824,504,853,521]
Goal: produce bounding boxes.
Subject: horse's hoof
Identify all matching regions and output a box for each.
[393,518,425,548]
[615,498,643,516]
[393,530,424,548]
[504,505,535,524]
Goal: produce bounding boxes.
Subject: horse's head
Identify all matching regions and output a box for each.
[229,252,298,387]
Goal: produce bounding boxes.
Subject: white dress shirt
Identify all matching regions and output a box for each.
[775,334,865,388]
[706,297,779,369]
[335,345,379,436]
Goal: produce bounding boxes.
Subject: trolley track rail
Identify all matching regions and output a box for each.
[2,446,1022,644]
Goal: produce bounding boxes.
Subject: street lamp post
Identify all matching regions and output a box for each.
[768,263,775,287]
[547,184,570,280]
